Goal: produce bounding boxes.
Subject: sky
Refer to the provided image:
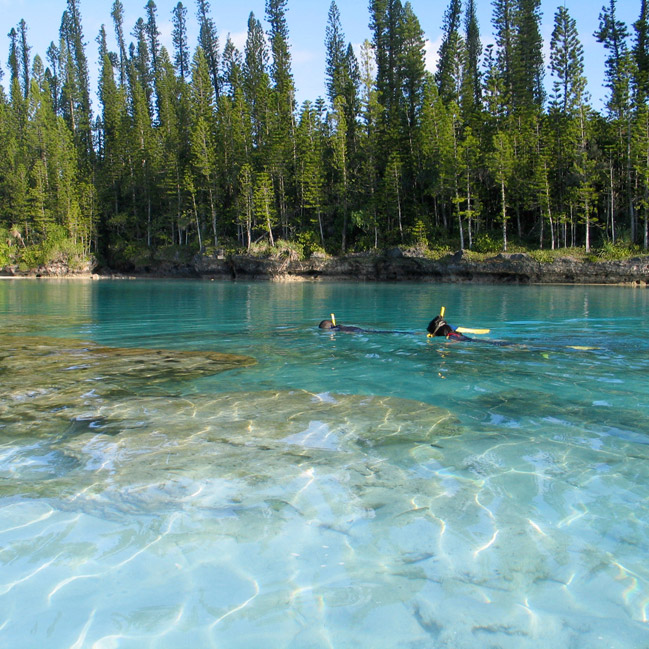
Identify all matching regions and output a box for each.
[0,0,642,113]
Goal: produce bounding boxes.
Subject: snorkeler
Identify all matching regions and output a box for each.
[318,313,403,334]
[318,319,365,333]
[320,308,488,341]
[426,315,471,341]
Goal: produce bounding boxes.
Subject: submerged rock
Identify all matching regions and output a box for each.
[1,388,459,493]
[73,389,460,447]
[0,335,256,439]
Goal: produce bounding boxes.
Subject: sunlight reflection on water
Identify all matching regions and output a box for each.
[1,280,649,648]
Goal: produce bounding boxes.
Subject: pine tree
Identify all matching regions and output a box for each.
[330,95,350,251]
[488,130,514,250]
[596,0,633,120]
[145,1,161,82]
[127,55,157,247]
[399,2,426,138]
[458,125,481,247]
[550,6,587,115]
[111,0,128,86]
[7,27,27,133]
[254,170,276,244]
[157,46,191,246]
[383,152,404,241]
[461,0,482,121]
[97,32,126,226]
[419,76,445,229]
[222,36,243,97]
[325,1,346,106]
[491,0,516,110]
[217,39,253,243]
[595,0,635,240]
[399,0,426,225]
[266,0,295,126]
[237,163,254,248]
[45,42,61,113]
[18,19,31,100]
[549,5,590,244]
[357,39,381,247]
[325,4,360,156]
[436,0,464,106]
[265,0,296,240]
[60,0,92,165]
[172,3,190,81]
[131,18,154,116]
[633,101,649,248]
[190,47,217,247]
[296,101,326,247]
[512,0,544,111]
[144,0,165,119]
[634,0,649,100]
[243,12,271,151]
[196,0,220,100]
[369,0,405,132]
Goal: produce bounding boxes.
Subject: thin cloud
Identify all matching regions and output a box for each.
[425,35,443,74]
[227,30,248,52]
[292,48,316,65]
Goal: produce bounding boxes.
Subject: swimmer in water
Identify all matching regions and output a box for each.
[318,319,364,332]
[426,315,472,341]
[320,309,482,341]
[318,319,395,333]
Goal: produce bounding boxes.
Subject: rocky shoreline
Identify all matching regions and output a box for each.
[3,250,649,285]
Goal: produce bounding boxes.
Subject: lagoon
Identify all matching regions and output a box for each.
[1,279,649,648]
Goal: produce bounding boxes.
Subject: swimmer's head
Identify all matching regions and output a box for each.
[427,316,443,334]
[319,319,335,329]
[427,315,453,337]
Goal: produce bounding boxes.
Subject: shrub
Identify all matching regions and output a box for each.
[473,232,502,253]
[408,219,429,247]
[595,239,642,260]
[0,228,13,267]
[248,239,305,260]
[296,231,325,258]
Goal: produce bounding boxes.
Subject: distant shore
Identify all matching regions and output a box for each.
[2,249,649,285]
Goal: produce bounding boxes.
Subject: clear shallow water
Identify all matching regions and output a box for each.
[1,279,649,648]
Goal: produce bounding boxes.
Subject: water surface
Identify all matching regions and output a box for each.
[1,279,648,648]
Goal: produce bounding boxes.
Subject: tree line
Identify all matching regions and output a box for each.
[1,0,649,269]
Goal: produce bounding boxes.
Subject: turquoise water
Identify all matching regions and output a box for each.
[1,279,649,648]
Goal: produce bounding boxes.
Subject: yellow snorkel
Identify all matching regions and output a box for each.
[428,306,491,336]
[427,306,447,337]
[331,313,336,327]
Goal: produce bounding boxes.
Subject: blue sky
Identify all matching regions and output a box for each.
[0,0,642,112]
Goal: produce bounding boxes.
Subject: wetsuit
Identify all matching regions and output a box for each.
[426,316,471,341]
[318,319,401,334]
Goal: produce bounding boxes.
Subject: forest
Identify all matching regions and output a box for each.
[1,0,648,271]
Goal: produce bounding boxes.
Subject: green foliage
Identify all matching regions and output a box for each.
[0,228,13,266]
[473,232,502,253]
[12,224,86,269]
[528,248,557,263]
[109,241,153,269]
[595,239,642,260]
[155,245,197,264]
[2,0,649,272]
[296,231,325,258]
[408,219,429,246]
[248,239,304,260]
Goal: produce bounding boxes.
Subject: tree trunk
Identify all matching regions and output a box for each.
[501,178,507,252]
[208,186,216,249]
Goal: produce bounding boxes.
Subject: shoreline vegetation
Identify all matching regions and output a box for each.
[2,245,649,285]
[2,1,649,279]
